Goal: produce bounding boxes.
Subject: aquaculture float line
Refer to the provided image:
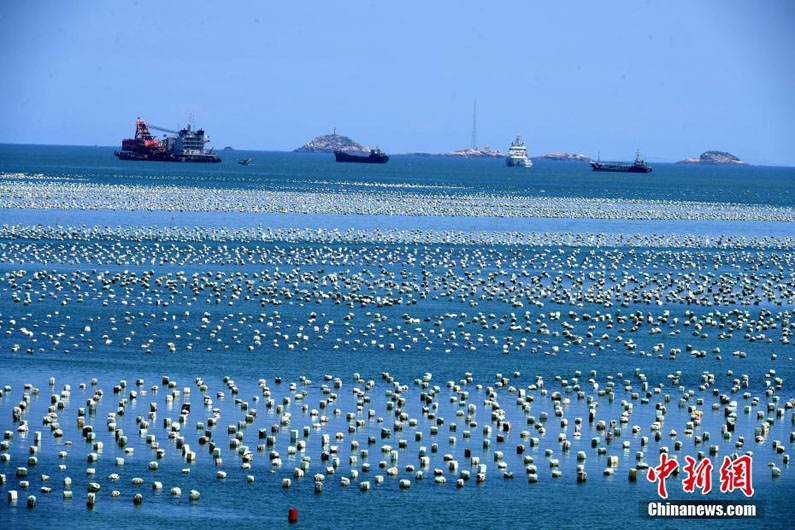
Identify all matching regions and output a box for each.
[1,173,794,222]
[0,370,791,510]
[1,224,794,250]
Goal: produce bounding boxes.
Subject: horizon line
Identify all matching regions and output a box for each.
[0,142,787,168]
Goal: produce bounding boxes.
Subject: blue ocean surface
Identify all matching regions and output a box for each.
[0,145,793,529]
[0,144,794,206]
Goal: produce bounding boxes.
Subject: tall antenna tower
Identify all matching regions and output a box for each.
[470,99,478,149]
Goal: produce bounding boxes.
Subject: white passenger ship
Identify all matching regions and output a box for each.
[506,135,532,167]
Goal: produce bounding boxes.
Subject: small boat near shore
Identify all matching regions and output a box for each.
[334,148,389,164]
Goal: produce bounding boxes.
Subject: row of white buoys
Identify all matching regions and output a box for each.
[0,222,792,254]
[3,259,794,359]
[2,173,794,221]
[1,368,790,514]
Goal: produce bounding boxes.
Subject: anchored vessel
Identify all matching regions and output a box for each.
[114,118,221,163]
[334,148,389,164]
[506,135,532,167]
[590,150,652,173]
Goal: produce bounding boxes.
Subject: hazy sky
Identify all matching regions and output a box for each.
[1,1,793,164]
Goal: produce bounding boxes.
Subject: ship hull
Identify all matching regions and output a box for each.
[114,151,221,163]
[334,150,388,164]
[506,157,532,167]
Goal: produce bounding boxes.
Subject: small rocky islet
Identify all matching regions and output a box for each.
[394,147,504,158]
[532,152,591,162]
[294,133,370,154]
[677,151,749,166]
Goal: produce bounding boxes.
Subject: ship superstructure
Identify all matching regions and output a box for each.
[506,135,532,167]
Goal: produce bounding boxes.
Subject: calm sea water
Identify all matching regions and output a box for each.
[1,143,794,206]
[0,145,793,529]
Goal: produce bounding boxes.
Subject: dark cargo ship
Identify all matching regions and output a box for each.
[114,118,221,163]
[590,150,652,173]
[334,148,389,164]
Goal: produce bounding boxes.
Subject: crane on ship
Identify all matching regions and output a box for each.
[122,118,163,151]
[147,123,179,135]
[147,121,210,143]
[115,116,220,162]
[120,118,184,153]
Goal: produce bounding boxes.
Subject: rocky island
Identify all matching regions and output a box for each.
[445,146,504,158]
[294,133,369,154]
[532,152,591,162]
[397,146,504,158]
[677,151,749,166]
[401,148,592,160]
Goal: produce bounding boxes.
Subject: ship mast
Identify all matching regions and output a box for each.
[470,99,477,149]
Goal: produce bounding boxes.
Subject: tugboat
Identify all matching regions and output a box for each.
[114,118,221,163]
[590,150,652,173]
[334,148,389,164]
[505,135,532,167]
